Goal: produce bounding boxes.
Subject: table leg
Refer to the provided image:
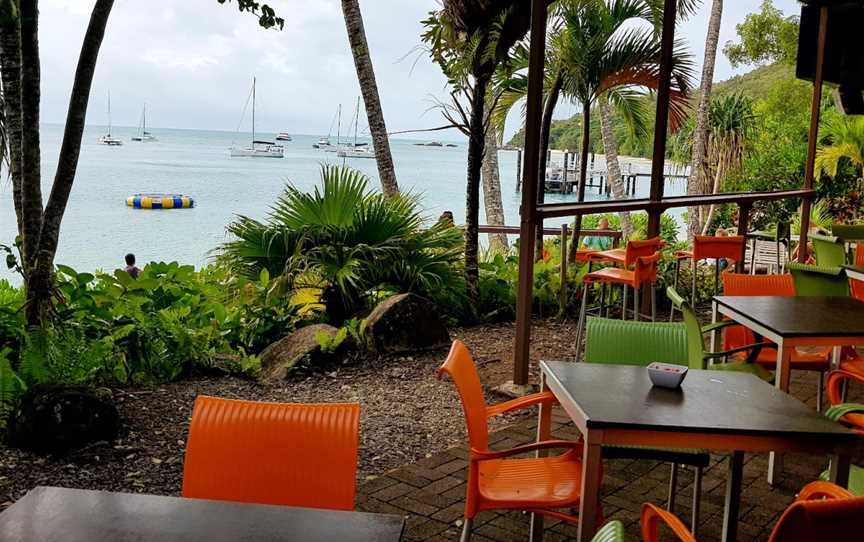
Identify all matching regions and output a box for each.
[529,374,553,542]
[577,432,603,542]
[721,451,744,542]
[710,301,720,355]
[768,344,793,485]
[829,454,851,489]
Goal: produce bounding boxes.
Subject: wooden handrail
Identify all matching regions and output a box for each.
[536,189,816,219]
[478,225,622,238]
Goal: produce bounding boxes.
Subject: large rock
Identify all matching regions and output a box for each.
[259,324,342,380]
[7,384,120,454]
[366,293,450,354]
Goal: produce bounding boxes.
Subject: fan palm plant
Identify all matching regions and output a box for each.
[815,116,864,180]
[218,165,464,323]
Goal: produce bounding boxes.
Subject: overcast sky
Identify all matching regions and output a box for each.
[39,0,801,141]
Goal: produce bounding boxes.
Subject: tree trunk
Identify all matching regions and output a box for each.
[569,102,592,262]
[19,0,42,269]
[535,70,564,261]
[687,0,723,241]
[0,10,23,235]
[340,0,399,197]
[464,71,491,304]
[598,97,633,238]
[481,117,508,252]
[700,164,724,236]
[26,0,114,326]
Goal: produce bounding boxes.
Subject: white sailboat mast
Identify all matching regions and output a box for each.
[251,77,256,143]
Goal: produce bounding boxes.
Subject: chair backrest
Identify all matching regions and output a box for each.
[625,237,662,268]
[633,252,662,285]
[721,273,796,296]
[666,287,709,369]
[584,317,689,367]
[831,223,864,242]
[437,340,490,451]
[811,233,848,268]
[857,242,864,267]
[788,262,850,297]
[721,274,795,350]
[768,486,864,542]
[852,278,864,302]
[182,396,359,511]
[692,235,746,263]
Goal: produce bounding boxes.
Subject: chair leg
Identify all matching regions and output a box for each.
[633,287,640,322]
[816,372,824,413]
[714,262,720,298]
[576,285,590,353]
[651,285,657,322]
[622,285,628,320]
[599,283,607,318]
[667,462,679,511]
[670,259,681,322]
[691,467,702,537]
[460,518,473,542]
[691,258,697,309]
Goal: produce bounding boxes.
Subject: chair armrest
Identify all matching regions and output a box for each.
[827,370,864,405]
[640,503,696,542]
[797,481,855,501]
[825,403,864,423]
[486,390,556,418]
[470,439,581,461]
[590,520,625,542]
[704,342,776,359]
[701,320,737,334]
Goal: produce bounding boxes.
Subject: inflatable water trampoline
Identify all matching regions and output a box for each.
[126,194,194,209]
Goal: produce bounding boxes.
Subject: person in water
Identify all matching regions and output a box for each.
[124,253,142,279]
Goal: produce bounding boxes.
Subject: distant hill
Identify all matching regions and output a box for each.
[713,62,796,99]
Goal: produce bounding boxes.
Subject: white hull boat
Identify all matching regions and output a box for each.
[230,77,283,158]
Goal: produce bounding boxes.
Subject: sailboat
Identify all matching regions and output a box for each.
[131,102,157,142]
[98,91,123,146]
[337,98,375,159]
[313,105,340,151]
[229,77,284,158]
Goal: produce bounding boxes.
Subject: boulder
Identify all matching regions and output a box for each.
[259,323,342,380]
[366,293,450,354]
[7,384,120,455]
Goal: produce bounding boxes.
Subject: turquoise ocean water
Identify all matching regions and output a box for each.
[0,124,686,282]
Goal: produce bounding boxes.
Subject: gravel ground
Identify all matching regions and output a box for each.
[0,317,579,507]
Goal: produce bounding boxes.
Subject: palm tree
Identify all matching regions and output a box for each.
[815,116,864,180]
[219,165,464,323]
[481,112,509,252]
[340,0,399,197]
[700,93,756,233]
[687,0,724,240]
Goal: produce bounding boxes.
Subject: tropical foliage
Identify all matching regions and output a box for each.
[218,165,465,324]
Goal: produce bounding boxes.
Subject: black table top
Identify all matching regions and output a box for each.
[714,296,864,338]
[542,362,857,440]
[844,264,864,274]
[0,487,404,542]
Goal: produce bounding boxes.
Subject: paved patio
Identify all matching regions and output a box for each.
[357,370,862,541]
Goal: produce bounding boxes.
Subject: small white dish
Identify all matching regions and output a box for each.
[648,363,688,389]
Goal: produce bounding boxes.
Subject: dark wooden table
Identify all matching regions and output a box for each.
[532,362,859,542]
[0,487,404,541]
[844,264,864,283]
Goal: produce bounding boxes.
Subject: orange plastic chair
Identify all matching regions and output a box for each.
[852,278,864,301]
[576,253,662,349]
[182,396,360,511]
[857,242,864,267]
[826,370,864,433]
[437,340,588,541]
[587,236,663,269]
[641,481,861,542]
[721,273,832,409]
[670,235,745,319]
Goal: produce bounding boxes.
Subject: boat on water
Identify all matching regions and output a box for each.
[230,77,284,158]
[337,98,376,160]
[98,91,123,146]
[414,141,444,147]
[131,102,157,142]
[313,105,341,151]
[275,132,292,141]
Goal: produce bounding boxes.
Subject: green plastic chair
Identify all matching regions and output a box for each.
[787,262,851,297]
[589,520,625,542]
[820,403,864,496]
[811,233,847,268]
[831,224,864,263]
[584,316,709,533]
[666,287,775,382]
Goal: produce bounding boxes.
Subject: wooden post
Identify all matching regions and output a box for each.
[647,0,677,240]
[560,224,569,315]
[799,6,829,263]
[516,149,523,192]
[513,0,548,387]
[736,203,752,273]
